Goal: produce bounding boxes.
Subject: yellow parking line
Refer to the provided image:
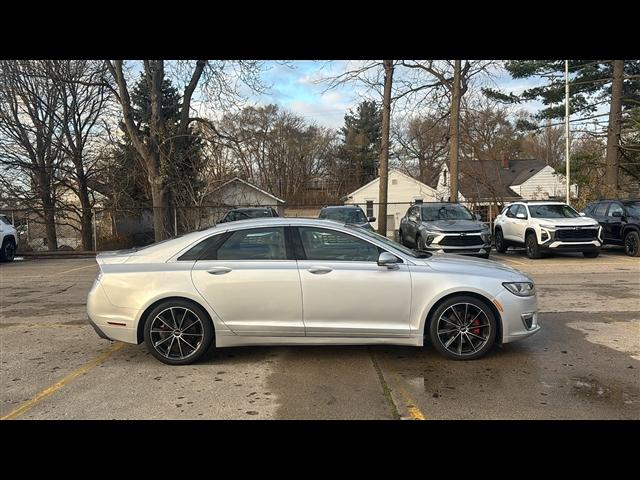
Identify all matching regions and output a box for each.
[1,342,125,420]
[397,386,426,420]
[499,257,527,266]
[58,264,97,275]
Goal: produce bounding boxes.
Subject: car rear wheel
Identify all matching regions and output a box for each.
[143,299,214,365]
[624,231,640,257]
[429,296,497,360]
[0,238,16,262]
[525,232,542,259]
[494,229,507,253]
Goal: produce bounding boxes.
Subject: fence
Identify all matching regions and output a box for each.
[0,201,503,253]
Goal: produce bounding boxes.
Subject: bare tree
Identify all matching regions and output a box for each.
[104,60,265,241]
[49,60,110,250]
[0,60,62,250]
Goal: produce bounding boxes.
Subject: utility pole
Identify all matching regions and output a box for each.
[564,60,571,205]
[377,60,394,237]
[449,60,462,203]
[605,60,624,193]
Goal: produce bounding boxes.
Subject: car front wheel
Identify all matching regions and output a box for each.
[0,238,16,262]
[494,229,507,253]
[143,300,214,365]
[624,231,640,257]
[525,232,542,259]
[429,296,497,360]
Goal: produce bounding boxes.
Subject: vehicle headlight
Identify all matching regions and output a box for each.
[481,228,491,240]
[502,282,535,297]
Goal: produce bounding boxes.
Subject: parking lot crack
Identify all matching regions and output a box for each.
[368,347,400,420]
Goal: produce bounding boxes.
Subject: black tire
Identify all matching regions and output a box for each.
[416,234,427,251]
[525,232,542,259]
[624,230,640,257]
[479,252,490,259]
[428,295,497,360]
[143,299,214,365]
[583,250,600,258]
[494,228,507,253]
[0,237,16,262]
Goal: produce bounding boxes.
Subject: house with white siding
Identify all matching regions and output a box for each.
[433,157,578,220]
[344,169,438,236]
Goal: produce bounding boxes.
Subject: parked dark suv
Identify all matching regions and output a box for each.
[583,199,640,256]
[219,207,279,223]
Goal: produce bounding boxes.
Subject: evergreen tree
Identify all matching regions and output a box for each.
[338,101,382,188]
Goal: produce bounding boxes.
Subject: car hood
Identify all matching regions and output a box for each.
[421,219,486,232]
[418,253,530,282]
[537,217,600,228]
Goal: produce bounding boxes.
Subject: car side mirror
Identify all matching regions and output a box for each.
[368,217,376,222]
[377,251,400,269]
[612,211,622,217]
[516,213,526,219]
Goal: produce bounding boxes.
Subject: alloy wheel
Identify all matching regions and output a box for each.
[436,303,492,357]
[149,307,204,360]
[625,233,639,256]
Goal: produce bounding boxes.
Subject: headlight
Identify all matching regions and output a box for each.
[502,282,535,297]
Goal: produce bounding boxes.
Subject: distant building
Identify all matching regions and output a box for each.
[433,157,578,220]
[344,169,438,237]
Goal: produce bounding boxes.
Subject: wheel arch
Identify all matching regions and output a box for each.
[136,296,215,345]
[422,291,503,345]
[2,234,16,245]
[622,224,640,237]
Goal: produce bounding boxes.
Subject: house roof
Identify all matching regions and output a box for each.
[212,177,286,204]
[345,169,438,198]
[456,158,548,201]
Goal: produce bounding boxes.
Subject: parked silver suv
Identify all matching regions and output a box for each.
[399,203,491,258]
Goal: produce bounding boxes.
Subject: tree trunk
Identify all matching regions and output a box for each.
[74,159,94,251]
[449,60,462,203]
[42,200,58,251]
[377,60,394,236]
[605,60,624,192]
[150,176,171,241]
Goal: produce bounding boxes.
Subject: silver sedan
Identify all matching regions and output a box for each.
[87,218,540,365]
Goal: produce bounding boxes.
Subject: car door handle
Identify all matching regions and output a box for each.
[207,267,232,275]
[307,266,333,274]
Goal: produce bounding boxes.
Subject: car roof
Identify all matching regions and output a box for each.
[321,205,362,209]
[227,207,273,211]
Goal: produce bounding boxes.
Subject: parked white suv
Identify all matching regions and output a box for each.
[493,201,602,259]
[0,214,18,262]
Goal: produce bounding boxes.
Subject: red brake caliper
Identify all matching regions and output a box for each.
[471,318,481,336]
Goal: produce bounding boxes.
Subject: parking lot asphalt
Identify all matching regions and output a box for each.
[1,248,639,420]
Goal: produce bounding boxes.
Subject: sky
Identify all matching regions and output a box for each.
[245,60,550,129]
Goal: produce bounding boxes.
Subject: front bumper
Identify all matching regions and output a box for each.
[424,232,491,255]
[539,240,601,252]
[494,289,541,344]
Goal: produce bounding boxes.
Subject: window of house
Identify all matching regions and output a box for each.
[366,200,374,218]
[391,179,398,185]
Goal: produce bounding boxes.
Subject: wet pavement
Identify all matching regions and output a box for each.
[1,249,638,420]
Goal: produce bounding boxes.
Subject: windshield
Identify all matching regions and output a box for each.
[529,204,580,218]
[346,225,432,258]
[0,215,10,225]
[421,204,474,221]
[624,201,640,217]
[320,208,368,224]
[225,209,273,222]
